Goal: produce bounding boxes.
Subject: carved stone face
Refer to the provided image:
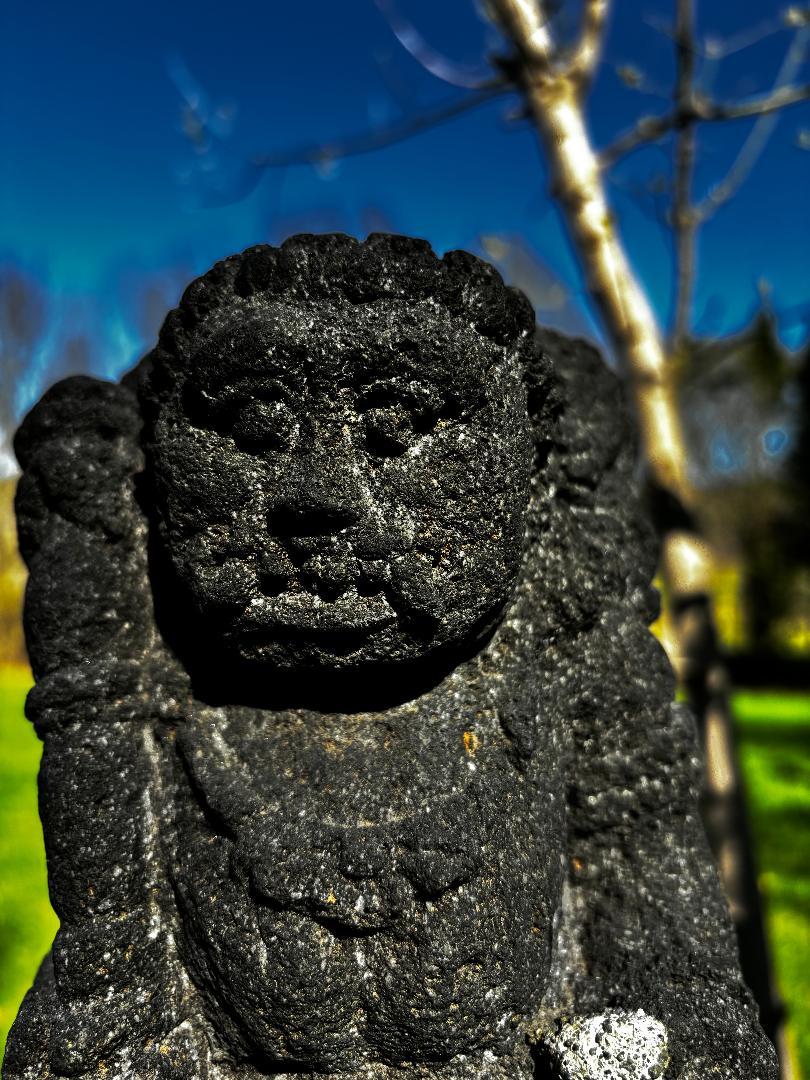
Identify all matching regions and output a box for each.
[149,297,532,672]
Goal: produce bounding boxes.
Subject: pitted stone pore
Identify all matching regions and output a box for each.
[543,1011,669,1080]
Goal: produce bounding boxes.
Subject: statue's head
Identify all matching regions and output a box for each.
[140,235,547,676]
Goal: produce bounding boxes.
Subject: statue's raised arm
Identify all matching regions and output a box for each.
[9,377,193,1077]
[530,330,777,1080]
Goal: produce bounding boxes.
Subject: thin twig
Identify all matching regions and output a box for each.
[696,28,810,220]
[671,0,698,352]
[702,16,790,60]
[699,79,810,121]
[567,0,609,83]
[599,112,680,167]
[645,11,791,58]
[251,84,507,170]
[373,0,493,89]
[608,171,672,239]
[600,79,810,167]
[193,83,510,206]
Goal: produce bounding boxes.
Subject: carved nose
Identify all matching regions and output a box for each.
[270,453,362,537]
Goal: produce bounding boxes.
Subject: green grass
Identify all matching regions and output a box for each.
[0,669,807,1074]
[735,690,810,1079]
[0,666,57,1058]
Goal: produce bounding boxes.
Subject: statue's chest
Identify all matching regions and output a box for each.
[161,698,564,1067]
[167,700,543,929]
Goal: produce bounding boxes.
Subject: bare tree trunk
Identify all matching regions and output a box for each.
[541,102,684,478]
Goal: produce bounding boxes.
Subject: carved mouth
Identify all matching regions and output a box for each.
[239,586,397,637]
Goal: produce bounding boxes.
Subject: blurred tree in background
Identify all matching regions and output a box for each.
[677,311,809,661]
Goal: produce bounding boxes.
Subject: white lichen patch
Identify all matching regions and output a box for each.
[544,1009,669,1080]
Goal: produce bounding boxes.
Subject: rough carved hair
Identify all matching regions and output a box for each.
[138,233,539,411]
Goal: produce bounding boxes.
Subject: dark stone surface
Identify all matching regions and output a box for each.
[5,235,777,1079]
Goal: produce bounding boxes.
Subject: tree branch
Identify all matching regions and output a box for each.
[373,0,493,89]
[696,28,810,220]
[599,112,680,167]
[191,83,510,206]
[645,10,791,59]
[600,79,810,168]
[236,83,507,181]
[700,80,810,121]
[567,0,609,82]
[671,0,698,352]
[487,0,555,69]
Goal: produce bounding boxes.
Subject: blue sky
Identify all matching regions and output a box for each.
[1,0,808,441]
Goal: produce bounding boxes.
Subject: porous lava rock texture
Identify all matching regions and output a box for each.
[5,235,776,1080]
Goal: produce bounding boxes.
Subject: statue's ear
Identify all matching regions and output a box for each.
[528,327,636,483]
[520,329,560,467]
[14,376,153,679]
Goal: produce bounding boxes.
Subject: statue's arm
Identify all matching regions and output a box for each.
[546,631,777,1079]
[533,332,777,1078]
[6,377,195,1078]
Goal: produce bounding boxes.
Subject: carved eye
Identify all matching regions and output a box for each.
[364,403,415,457]
[232,400,299,452]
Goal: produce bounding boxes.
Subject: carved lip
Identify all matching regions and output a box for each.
[240,587,397,636]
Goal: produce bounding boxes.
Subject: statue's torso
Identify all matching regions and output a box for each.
[163,683,563,1071]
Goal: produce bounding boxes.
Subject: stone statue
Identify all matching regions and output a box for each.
[6,235,776,1080]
